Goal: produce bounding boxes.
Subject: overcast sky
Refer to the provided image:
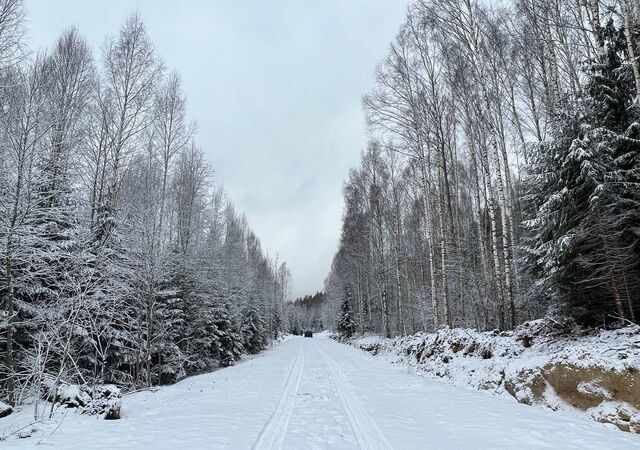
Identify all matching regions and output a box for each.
[27,0,410,298]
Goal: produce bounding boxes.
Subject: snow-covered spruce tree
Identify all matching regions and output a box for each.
[151,249,192,383]
[213,303,243,367]
[152,281,187,384]
[85,209,139,385]
[241,301,267,354]
[183,292,222,375]
[25,28,95,391]
[523,21,640,325]
[336,287,357,338]
[0,57,53,405]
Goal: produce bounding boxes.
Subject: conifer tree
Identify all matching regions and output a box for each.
[336,287,357,338]
[213,304,243,367]
[523,21,640,324]
[241,301,268,354]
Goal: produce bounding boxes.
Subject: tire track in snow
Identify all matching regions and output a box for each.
[315,341,393,450]
[252,341,305,450]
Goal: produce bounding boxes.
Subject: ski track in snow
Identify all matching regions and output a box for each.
[314,341,392,450]
[3,334,640,449]
[252,344,305,450]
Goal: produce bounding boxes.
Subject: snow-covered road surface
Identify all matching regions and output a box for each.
[3,334,639,449]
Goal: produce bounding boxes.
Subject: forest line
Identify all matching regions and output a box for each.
[323,0,640,337]
[0,1,288,410]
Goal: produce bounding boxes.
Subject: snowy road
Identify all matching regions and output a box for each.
[4,334,639,449]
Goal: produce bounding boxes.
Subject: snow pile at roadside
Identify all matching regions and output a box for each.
[339,318,640,433]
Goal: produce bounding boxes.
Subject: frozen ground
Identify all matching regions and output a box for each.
[2,333,638,449]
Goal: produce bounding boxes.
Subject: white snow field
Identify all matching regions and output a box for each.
[3,334,639,449]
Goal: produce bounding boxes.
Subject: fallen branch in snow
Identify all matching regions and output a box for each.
[49,410,69,437]
[0,419,46,441]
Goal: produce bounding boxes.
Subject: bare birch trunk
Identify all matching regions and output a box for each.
[420,162,439,329]
[622,0,640,100]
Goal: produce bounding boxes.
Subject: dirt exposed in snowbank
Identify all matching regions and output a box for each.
[340,318,640,433]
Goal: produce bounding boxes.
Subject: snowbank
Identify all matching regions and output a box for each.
[339,318,640,433]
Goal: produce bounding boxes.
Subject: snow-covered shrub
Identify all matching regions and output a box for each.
[57,385,92,408]
[39,379,122,419]
[40,379,91,408]
[82,385,122,420]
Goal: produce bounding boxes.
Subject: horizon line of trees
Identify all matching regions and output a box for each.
[287,291,327,334]
[0,0,289,410]
[327,0,640,337]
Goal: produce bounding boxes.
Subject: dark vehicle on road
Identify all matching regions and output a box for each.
[304,331,313,338]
